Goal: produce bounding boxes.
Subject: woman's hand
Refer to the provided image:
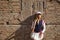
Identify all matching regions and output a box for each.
[31,28,34,32]
[39,31,42,36]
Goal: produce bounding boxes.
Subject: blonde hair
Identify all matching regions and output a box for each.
[33,14,42,21]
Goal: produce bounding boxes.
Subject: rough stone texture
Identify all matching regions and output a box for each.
[44,25,60,40]
[0,25,60,40]
[0,25,21,40]
[0,0,60,40]
[0,25,31,40]
[45,0,60,25]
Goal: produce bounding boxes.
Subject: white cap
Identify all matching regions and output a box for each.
[36,11,42,14]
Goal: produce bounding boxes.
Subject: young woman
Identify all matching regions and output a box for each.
[31,12,46,40]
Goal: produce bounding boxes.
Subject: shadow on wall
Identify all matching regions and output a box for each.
[5,15,35,40]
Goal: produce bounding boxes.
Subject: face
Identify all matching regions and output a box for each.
[37,14,42,19]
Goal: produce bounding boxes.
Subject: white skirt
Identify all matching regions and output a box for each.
[31,32,40,40]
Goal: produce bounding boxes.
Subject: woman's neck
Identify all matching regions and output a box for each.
[37,18,41,21]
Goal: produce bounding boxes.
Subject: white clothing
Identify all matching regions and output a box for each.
[31,32,44,40]
[31,20,46,40]
[31,20,46,33]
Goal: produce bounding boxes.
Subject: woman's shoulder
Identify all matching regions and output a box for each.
[42,20,45,23]
[33,19,37,22]
[32,19,37,24]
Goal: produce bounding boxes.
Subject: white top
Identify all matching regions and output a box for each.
[31,20,46,33]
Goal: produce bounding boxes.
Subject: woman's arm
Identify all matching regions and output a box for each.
[31,20,36,32]
[31,21,35,32]
[31,22,34,29]
[42,20,46,33]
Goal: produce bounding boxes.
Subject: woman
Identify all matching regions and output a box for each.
[31,11,46,40]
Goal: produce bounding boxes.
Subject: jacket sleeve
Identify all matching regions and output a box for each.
[42,20,46,33]
[31,21,36,29]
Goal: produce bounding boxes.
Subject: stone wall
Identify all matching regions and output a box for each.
[0,0,60,40]
[45,0,60,25]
